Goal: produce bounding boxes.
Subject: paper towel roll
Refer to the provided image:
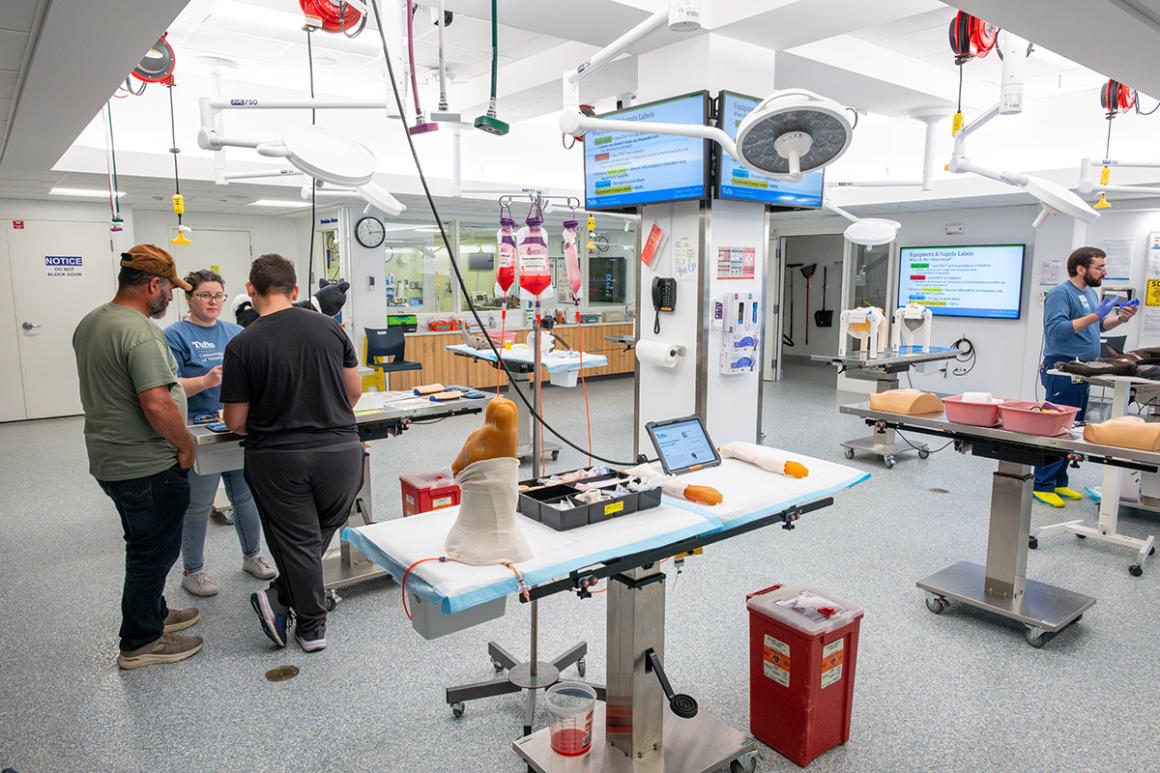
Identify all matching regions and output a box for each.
[636,340,681,368]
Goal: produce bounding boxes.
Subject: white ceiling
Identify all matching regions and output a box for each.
[0,0,46,158]
[4,0,1160,218]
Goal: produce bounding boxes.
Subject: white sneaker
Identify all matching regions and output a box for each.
[242,554,277,580]
[181,570,219,597]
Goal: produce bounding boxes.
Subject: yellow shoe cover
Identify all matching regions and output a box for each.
[1054,487,1082,500]
[1033,491,1065,508]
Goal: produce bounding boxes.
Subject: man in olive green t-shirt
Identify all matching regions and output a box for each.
[73,244,204,670]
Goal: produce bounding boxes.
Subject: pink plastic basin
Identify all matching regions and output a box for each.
[997,401,1080,436]
[943,395,1007,426]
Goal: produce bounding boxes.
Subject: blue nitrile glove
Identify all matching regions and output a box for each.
[1094,296,1117,318]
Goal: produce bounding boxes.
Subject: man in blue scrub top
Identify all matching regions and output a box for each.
[165,270,276,596]
[1035,246,1137,507]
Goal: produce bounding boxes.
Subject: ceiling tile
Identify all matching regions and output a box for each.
[0,0,41,34]
[0,30,30,71]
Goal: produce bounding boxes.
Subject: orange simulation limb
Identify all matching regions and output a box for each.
[683,484,724,506]
[452,397,518,475]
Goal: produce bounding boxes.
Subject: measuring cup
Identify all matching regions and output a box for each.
[546,681,596,757]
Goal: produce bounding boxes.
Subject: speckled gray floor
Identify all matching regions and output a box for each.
[1,365,1158,773]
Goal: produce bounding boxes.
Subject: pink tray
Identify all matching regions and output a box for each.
[944,395,1007,427]
[997,401,1079,436]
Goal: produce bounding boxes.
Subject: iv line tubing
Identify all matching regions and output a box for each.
[368,0,651,467]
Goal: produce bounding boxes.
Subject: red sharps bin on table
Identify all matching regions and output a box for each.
[747,583,864,766]
[399,468,460,517]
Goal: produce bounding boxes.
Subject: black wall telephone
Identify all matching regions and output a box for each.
[652,277,676,334]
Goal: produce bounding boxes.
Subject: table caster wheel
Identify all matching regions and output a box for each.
[730,753,758,773]
[1024,628,1050,648]
[918,449,930,460]
[1129,564,1143,577]
[884,456,896,469]
[491,659,505,673]
[324,590,341,612]
[843,448,855,460]
[576,657,586,678]
[451,702,465,719]
[1150,546,1156,557]
[1028,536,1038,550]
[924,596,948,614]
[1076,534,1086,539]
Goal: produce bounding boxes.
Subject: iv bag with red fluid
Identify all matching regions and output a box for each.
[518,208,552,299]
[562,219,582,300]
[496,213,517,296]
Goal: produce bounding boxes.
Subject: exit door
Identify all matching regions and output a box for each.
[6,219,119,419]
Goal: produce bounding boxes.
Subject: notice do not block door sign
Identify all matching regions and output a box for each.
[45,255,84,278]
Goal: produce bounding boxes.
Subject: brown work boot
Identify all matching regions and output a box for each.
[116,632,204,670]
[163,607,201,633]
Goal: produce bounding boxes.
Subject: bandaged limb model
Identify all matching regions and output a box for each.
[625,464,723,506]
[444,398,533,565]
[718,442,809,479]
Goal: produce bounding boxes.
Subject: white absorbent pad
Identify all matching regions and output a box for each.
[344,502,712,614]
[444,457,533,565]
[444,344,607,373]
[659,454,870,528]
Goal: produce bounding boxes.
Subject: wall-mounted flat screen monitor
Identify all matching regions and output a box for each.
[588,256,626,303]
[897,244,1026,319]
[715,91,824,208]
[583,91,710,211]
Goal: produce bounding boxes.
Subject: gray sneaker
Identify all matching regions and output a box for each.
[242,554,277,580]
[181,570,219,597]
[295,627,327,653]
[117,632,203,670]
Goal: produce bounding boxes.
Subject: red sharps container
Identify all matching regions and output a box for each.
[747,583,864,767]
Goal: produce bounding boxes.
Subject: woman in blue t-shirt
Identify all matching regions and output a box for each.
[165,270,276,597]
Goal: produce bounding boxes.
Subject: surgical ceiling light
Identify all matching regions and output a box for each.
[558,0,853,181]
[824,201,900,247]
[946,30,1098,227]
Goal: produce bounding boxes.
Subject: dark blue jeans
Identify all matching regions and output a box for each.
[1033,365,1090,492]
[98,464,190,651]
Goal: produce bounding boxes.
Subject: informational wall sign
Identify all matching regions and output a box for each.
[1101,237,1134,281]
[717,246,755,280]
[13,220,24,230]
[1141,234,1160,345]
[674,235,698,281]
[45,255,83,278]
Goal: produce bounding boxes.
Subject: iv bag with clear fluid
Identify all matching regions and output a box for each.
[518,207,552,300]
[496,213,517,297]
[562,219,582,300]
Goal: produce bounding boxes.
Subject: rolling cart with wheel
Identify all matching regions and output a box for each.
[814,346,958,469]
[842,401,1160,647]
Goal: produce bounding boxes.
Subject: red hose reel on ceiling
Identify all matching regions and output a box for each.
[1100,79,1137,117]
[947,11,998,65]
[300,0,362,33]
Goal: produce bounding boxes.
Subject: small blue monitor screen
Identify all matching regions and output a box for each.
[653,419,716,472]
[717,91,824,207]
[584,92,709,210]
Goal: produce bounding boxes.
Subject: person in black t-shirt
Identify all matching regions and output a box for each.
[221,253,363,653]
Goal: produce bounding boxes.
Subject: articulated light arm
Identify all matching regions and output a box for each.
[559,113,739,160]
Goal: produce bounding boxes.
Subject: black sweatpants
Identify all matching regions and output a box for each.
[243,440,364,637]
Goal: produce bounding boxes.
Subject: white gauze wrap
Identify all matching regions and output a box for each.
[718,442,795,476]
[625,463,687,499]
[444,457,533,565]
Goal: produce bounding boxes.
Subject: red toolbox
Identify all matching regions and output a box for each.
[747,583,863,767]
[400,468,460,516]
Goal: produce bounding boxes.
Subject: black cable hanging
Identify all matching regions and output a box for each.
[367,0,651,467]
[307,27,318,292]
[166,82,189,244]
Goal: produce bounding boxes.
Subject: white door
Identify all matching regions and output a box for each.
[166,228,253,321]
[8,219,118,419]
[0,223,27,421]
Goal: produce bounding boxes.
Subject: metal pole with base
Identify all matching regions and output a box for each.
[919,460,1096,648]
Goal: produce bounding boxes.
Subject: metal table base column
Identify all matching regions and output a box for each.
[918,460,1095,647]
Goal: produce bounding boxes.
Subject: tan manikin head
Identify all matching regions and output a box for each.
[453,398,518,474]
